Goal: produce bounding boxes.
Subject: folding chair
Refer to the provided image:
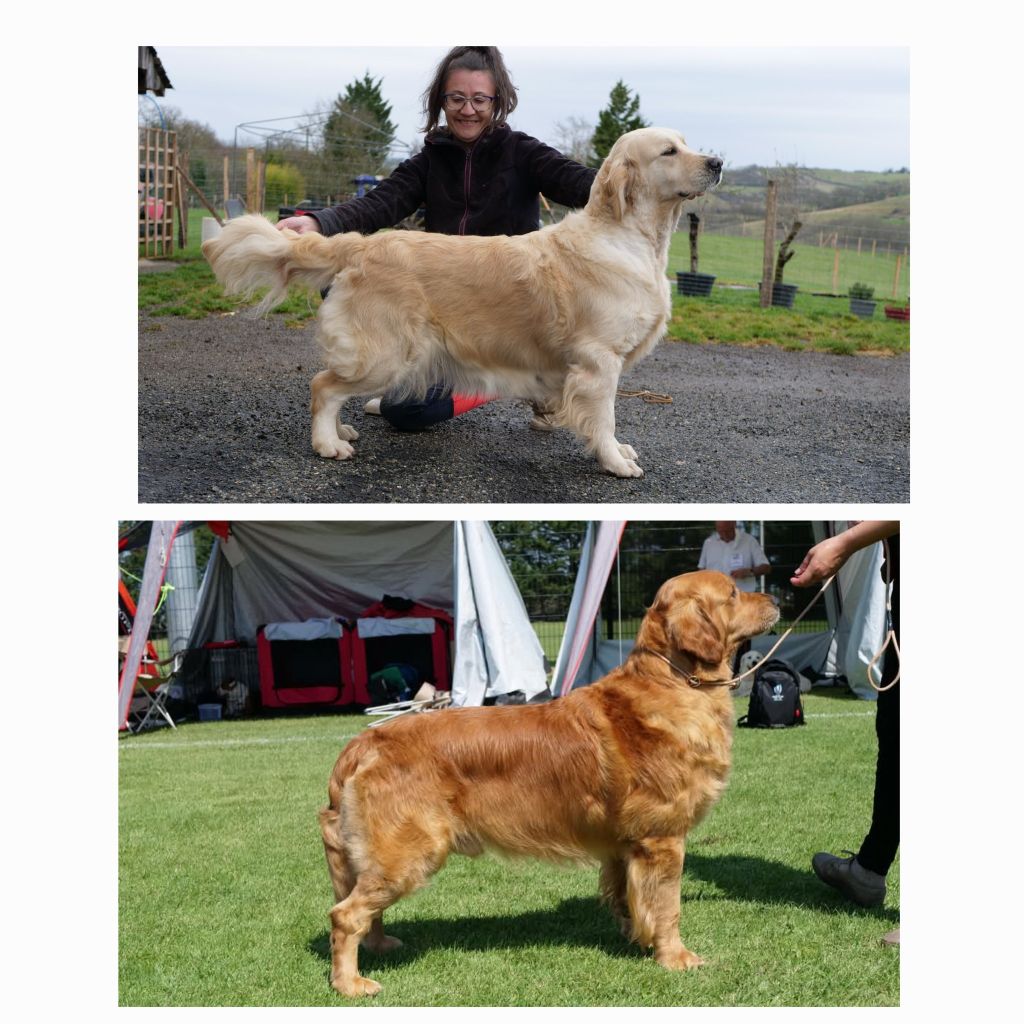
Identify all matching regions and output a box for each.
[224,198,246,220]
[127,652,183,732]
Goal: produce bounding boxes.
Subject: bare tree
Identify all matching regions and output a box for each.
[770,163,803,284]
[551,116,596,165]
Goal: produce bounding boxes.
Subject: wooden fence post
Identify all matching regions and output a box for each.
[760,180,778,308]
[688,213,700,272]
[177,150,190,249]
[246,148,256,213]
[892,254,902,298]
[256,160,266,216]
[223,155,229,214]
[832,248,840,294]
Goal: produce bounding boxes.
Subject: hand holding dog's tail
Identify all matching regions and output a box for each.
[202,215,361,312]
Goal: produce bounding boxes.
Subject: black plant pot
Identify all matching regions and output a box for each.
[770,283,798,308]
[759,282,799,308]
[676,271,716,297]
[849,297,877,319]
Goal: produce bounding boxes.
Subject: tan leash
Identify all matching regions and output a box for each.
[616,388,673,404]
[635,575,837,690]
[867,536,900,692]
[642,536,900,694]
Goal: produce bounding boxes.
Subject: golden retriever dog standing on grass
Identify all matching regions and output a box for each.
[318,570,778,997]
[202,128,722,478]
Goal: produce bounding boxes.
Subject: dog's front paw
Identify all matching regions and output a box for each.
[655,947,705,971]
[603,456,644,478]
[332,973,382,997]
[618,442,638,461]
[337,423,359,441]
[313,437,356,460]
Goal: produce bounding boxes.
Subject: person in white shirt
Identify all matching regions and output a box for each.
[697,521,771,592]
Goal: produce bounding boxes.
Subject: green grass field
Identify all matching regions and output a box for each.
[119,695,898,1006]
[668,231,909,301]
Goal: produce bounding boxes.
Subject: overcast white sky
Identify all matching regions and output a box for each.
[150,45,909,172]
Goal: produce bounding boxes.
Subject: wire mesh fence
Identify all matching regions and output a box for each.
[491,521,829,669]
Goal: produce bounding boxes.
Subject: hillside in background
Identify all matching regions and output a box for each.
[693,165,910,249]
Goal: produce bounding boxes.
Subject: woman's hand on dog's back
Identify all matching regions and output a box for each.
[276,215,322,234]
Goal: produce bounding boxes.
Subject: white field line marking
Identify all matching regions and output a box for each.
[119,733,363,751]
[804,711,875,719]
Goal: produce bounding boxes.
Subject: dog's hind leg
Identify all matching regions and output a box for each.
[625,837,704,970]
[559,355,643,478]
[310,370,359,459]
[599,854,632,939]
[327,873,399,997]
[326,829,448,997]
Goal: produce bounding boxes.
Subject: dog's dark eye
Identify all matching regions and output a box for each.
[662,146,677,156]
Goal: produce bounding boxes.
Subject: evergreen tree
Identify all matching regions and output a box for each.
[323,71,397,179]
[591,80,649,165]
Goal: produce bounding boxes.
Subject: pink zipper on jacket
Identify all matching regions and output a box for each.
[458,142,476,235]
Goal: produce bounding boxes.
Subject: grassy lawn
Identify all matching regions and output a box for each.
[119,694,898,1006]
[140,208,908,355]
[668,231,909,301]
[666,288,908,356]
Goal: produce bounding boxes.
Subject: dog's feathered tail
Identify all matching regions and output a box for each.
[319,735,373,901]
[202,214,365,313]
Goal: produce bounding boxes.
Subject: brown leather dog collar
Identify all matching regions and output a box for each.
[632,646,737,690]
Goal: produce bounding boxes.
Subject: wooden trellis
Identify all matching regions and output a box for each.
[139,128,177,258]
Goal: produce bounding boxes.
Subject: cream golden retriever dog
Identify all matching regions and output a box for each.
[203,127,722,477]
[318,570,778,996]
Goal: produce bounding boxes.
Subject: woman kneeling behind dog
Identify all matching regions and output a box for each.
[277,45,596,433]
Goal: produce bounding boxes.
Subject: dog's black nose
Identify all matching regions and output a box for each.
[706,156,723,175]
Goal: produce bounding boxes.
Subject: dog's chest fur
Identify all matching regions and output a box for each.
[589,681,734,839]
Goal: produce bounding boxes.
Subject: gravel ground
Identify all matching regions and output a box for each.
[138,311,909,504]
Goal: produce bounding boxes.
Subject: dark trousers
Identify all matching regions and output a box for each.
[856,537,900,876]
[321,283,457,434]
[380,386,454,432]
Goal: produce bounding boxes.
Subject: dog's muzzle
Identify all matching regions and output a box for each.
[678,157,724,200]
[704,156,724,189]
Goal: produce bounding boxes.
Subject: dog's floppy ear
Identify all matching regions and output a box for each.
[667,600,726,666]
[592,153,640,221]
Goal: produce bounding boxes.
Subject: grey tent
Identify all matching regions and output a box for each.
[118,521,546,728]
[550,520,890,700]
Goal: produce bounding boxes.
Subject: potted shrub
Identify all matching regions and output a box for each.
[849,282,877,319]
[676,213,716,297]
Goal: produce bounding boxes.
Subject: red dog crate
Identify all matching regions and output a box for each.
[350,600,454,697]
[257,619,357,709]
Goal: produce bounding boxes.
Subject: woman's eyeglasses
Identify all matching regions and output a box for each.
[442,92,496,112]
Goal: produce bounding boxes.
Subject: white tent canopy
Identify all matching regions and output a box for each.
[119,520,547,728]
[550,521,889,700]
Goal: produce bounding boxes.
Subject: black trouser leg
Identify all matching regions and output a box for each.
[380,385,455,432]
[856,559,900,876]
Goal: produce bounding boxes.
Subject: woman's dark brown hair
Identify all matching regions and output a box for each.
[421,46,518,135]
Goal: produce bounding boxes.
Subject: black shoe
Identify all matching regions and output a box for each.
[811,850,886,907]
